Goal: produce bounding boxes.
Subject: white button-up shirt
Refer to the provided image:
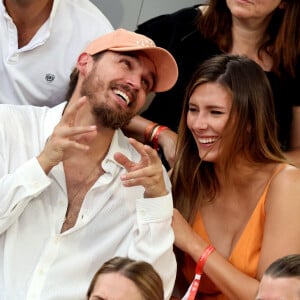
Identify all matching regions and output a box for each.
[0,103,176,300]
[0,0,113,106]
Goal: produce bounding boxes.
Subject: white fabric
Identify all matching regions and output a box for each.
[0,0,114,106]
[0,103,176,300]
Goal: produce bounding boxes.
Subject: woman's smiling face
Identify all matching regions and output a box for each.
[187,82,232,162]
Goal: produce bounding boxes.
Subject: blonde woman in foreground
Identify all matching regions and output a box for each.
[86,257,164,300]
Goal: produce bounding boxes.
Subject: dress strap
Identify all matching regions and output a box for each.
[260,163,286,205]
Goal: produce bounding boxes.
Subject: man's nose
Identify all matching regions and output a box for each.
[125,73,142,89]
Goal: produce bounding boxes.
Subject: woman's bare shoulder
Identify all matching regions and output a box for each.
[266,164,300,207]
[275,164,300,183]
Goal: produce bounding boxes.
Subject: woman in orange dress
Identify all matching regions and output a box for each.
[171,54,300,300]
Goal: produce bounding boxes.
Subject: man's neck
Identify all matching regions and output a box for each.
[4,0,54,48]
[69,98,116,160]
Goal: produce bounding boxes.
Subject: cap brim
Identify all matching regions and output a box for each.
[109,46,178,92]
[84,28,178,93]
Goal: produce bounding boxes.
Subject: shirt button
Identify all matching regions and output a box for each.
[32,181,39,188]
[8,53,19,63]
[39,269,44,276]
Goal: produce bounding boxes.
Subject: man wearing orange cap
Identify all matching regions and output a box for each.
[0,29,178,300]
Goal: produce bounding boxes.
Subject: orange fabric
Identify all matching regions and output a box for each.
[182,164,285,299]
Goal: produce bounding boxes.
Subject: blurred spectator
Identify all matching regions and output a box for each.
[87,256,164,300]
[0,0,113,106]
[256,254,300,300]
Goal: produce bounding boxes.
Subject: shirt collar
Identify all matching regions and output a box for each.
[102,129,134,172]
[1,0,60,50]
[44,101,67,145]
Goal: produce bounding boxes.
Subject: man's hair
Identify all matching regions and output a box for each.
[64,52,104,101]
[86,256,164,300]
[264,254,300,278]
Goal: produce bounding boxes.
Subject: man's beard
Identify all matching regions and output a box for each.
[92,103,133,129]
[80,68,135,130]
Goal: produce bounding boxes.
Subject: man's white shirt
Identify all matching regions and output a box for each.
[0,103,176,300]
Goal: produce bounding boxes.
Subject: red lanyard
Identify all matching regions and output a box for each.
[182,245,215,300]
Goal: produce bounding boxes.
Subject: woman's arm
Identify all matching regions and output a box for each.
[172,209,259,300]
[257,164,300,277]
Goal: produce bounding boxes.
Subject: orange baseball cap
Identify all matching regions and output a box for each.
[84,28,178,92]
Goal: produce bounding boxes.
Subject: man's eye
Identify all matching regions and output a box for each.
[121,59,131,68]
[142,79,150,91]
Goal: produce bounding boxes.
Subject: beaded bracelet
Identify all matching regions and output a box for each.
[151,125,169,151]
[144,122,158,145]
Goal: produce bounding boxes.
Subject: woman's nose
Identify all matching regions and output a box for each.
[195,116,208,130]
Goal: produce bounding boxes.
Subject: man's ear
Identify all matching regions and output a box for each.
[77,53,92,76]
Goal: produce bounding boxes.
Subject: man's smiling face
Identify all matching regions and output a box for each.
[80,51,156,129]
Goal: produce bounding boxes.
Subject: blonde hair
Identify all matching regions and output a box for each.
[86,257,164,300]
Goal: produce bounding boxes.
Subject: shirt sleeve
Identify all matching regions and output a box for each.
[0,157,51,233]
[128,187,176,300]
[136,5,200,51]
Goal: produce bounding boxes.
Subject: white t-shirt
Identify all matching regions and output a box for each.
[0,103,176,300]
[0,0,114,106]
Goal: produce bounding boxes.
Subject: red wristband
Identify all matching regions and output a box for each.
[195,244,215,275]
[185,245,215,300]
[152,125,169,151]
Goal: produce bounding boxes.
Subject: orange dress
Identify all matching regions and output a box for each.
[182,164,285,299]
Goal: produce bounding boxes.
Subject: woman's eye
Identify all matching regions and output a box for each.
[211,110,223,115]
[188,106,198,112]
